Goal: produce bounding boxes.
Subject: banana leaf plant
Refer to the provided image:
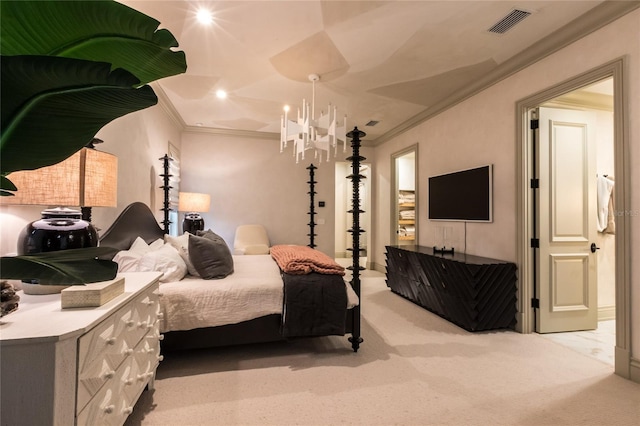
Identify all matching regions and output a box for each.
[0,0,187,284]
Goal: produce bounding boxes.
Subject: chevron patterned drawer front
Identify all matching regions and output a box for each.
[385,245,517,331]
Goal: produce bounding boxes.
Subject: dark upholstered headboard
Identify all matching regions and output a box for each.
[99,202,165,251]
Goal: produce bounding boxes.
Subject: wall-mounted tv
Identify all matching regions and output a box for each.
[428,165,493,222]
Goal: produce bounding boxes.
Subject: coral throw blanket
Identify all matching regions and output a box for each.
[270,245,345,275]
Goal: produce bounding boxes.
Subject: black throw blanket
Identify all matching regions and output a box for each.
[281,272,348,337]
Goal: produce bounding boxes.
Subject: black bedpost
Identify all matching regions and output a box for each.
[306,163,317,249]
[159,154,172,234]
[346,127,365,352]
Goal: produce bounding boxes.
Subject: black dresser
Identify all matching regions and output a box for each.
[385,245,517,331]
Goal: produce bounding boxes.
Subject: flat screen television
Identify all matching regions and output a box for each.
[428,165,493,222]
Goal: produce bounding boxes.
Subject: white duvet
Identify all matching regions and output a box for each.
[158,254,359,333]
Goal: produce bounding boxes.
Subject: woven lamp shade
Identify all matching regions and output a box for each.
[2,148,117,207]
[178,192,210,213]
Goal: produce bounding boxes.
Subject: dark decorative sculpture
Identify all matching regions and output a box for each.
[1,281,20,317]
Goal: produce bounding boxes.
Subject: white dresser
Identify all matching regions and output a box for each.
[0,272,162,426]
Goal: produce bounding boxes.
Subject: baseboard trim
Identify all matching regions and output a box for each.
[372,261,385,274]
[629,356,640,384]
[598,305,616,321]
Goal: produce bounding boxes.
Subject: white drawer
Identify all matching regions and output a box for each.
[77,285,160,415]
[77,357,134,426]
[78,330,161,425]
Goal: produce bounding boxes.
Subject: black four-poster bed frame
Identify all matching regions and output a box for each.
[100,128,365,352]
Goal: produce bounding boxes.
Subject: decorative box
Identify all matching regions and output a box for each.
[61,277,125,309]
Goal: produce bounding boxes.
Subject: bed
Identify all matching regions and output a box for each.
[98,202,361,351]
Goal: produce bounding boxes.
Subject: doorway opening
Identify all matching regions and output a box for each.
[391,146,418,246]
[516,58,631,378]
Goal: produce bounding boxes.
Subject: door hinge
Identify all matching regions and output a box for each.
[530,119,539,130]
[530,178,539,189]
[530,238,539,248]
[531,298,540,309]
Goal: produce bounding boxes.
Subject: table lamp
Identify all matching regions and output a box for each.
[178,192,210,234]
[1,141,118,255]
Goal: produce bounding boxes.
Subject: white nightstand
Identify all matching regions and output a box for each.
[1,271,163,426]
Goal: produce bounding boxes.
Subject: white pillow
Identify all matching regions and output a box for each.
[149,238,165,250]
[129,236,151,254]
[113,250,144,272]
[137,243,187,282]
[164,233,199,277]
[112,237,152,272]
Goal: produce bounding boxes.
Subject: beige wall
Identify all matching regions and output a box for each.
[371,8,639,363]
[179,132,373,255]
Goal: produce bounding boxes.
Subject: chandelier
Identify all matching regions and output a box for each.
[280,74,347,163]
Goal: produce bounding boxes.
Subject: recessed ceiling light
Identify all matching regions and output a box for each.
[216,89,227,99]
[196,8,213,25]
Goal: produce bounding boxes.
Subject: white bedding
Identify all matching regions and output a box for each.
[158,254,359,333]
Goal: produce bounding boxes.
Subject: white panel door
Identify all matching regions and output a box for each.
[537,107,598,333]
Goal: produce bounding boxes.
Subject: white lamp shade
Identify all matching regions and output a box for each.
[1,148,118,207]
[178,192,210,212]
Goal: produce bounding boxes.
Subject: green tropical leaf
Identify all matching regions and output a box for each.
[0,0,187,195]
[1,55,157,180]
[0,0,187,85]
[0,247,120,285]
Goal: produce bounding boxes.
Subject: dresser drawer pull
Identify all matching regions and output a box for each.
[123,407,134,415]
[126,320,135,327]
[138,321,148,328]
[145,347,155,354]
[158,355,164,362]
[158,334,165,341]
[124,378,134,386]
[123,348,134,356]
[157,313,165,320]
[104,405,115,414]
[106,337,116,345]
[103,370,115,380]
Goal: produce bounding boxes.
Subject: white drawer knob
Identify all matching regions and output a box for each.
[106,337,116,345]
[123,407,134,415]
[123,348,134,356]
[126,320,135,327]
[137,374,146,382]
[146,347,155,354]
[124,378,134,386]
[158,355,164,362]
[157,313,165,320]
[104,405,115,414]
[158,334,165,341]
[138,321,147,328]
[104,370,115,380]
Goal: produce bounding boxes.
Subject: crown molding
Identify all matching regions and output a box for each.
[183,125,280,140]
[371,0,640,146]
[150,82,187,129]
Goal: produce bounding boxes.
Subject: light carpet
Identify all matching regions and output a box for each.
[125,269,639,426]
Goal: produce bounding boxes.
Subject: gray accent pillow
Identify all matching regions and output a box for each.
[188,230,234,279]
